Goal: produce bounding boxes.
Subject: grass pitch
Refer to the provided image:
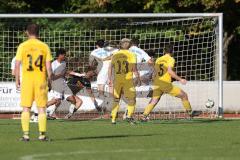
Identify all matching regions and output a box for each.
[0,119,240,160]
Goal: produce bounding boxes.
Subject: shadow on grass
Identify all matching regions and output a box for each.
[151,119,235,125]
[55,133,159,142]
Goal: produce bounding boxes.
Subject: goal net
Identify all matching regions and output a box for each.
[0,14,223,120]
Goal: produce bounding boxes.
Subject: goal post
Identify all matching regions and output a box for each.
[0,13,223,119]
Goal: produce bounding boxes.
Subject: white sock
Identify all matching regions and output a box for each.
[48,105,56,116]
[69,104,76,114]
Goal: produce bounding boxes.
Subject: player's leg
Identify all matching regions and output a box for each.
[37,107,48,140]
[169,85,192,113]
[64,95,77,119]
[35,82,49,141]
[65,95,83,119]
[123,82,136,120]
[46,98,61,119]
[30,102,38,123]
[86,88,102,112]
[111,82,122,124]
[97,64,108,98]
[46,90,62,119]
[141,85,163,121]
[19,79,34,141]
[98,84,105,97]
[20,107,31,141]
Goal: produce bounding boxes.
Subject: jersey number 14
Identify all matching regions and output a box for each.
[27,54,43,71]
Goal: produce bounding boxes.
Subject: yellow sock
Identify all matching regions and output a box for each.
[127,104,135,118]
[111,101,120,122]
[38,113,47,133]
[21,111,30,133]
[182,100,192,111]
[143,104,155,116]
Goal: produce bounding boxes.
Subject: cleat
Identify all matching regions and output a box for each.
[126,117,136,125]
[147,88,153,98]
[94,101,102,113]
[30,115,38,123]
[140,115,150,122]
[38,135,51,142]
[95,106,103,113]
[122,110,128,120]
[65,113,73,119]
[111,121,116,125]
[19,135,30,142]
[189,110,202,118]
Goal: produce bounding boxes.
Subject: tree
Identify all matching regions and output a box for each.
[144,0,240,80]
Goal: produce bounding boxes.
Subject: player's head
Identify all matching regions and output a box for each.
[96,39,105,48]
[163,44,174,56]
[56,48,66,61]
[146,49,156,59]
[120,38,132,50]
[131,38,139,46]
[26,23,39,37]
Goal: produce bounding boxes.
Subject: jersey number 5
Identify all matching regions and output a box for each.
[158,64,164,76]
[27,54,43,71]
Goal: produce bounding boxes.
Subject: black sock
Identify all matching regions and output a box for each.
[73,107,78,113]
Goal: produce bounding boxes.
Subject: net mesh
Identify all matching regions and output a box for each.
[0,16,219,119]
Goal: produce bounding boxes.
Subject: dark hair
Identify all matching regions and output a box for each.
[131,38,139,46]
[164,44,174,54]
[146,49,155,57]
[26,23,39,36]
[56,48,66,57]
[96,39,105,48]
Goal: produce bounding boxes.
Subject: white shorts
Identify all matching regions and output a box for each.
[97,61,110,85]
[48,83,73,100]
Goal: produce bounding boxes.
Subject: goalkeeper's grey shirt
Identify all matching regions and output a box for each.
[51,60,66,90]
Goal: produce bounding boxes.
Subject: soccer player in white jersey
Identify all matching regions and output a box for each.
[11,56,39,123]
[129,38,154,85]
[47,48,82,119]
[89,40,117,108]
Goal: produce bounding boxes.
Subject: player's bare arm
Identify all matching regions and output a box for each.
[133,64,141,86]
[46,61,53,81]
[107,62,113,86]
[168,66,187,85]
[68,71,86,77]
[15,60,21,90]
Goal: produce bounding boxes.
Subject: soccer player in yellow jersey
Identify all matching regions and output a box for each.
[108,38,140,124]
[141,44,199,121]
[15,24,52,141]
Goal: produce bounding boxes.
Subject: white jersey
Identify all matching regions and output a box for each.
[50,60,72,99]
[90,47,117,85]
[51,60,66,89]
[129,46,152,79]
[11,56,22,81]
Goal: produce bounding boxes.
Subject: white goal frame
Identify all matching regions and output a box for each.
[0,13,223,117]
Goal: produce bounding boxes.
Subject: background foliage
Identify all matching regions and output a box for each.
[0,0,239,80]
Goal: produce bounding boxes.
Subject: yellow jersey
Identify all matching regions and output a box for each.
[154,54,175,83]
[111,49,136,81]
[15,38,52,81]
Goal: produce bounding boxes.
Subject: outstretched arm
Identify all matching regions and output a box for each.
[168,67,187,85]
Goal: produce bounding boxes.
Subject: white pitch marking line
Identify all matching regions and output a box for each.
[20,148,175,160]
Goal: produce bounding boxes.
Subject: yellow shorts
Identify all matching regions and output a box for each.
[113,80,136,100]
[20,78,48,108]
[152,80,181,99]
